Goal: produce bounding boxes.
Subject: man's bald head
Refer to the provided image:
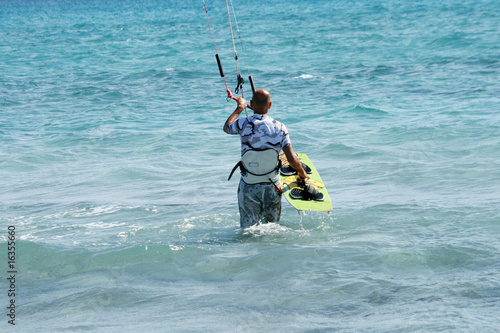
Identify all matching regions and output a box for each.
[251,89,272,114]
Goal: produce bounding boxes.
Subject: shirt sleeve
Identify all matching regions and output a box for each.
[280,123,291,148]
[226,118,244,135]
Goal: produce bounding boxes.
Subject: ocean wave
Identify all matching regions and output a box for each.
[294,74,326,80]
[345,104,390,117]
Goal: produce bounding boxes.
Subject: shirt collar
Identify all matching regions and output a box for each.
[252,113,268,120]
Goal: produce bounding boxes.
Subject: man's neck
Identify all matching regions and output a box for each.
[253,111,268,116]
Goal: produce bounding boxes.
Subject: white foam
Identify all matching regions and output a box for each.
[169,245,184,251]
[294,74,324,79]
[242,222,292,236]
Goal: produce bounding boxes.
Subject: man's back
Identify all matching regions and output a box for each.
[225,113,291,155]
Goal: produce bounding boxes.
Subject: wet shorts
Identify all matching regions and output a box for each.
[237,179,282,228]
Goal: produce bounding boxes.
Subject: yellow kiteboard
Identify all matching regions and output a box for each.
[279,152,332,212]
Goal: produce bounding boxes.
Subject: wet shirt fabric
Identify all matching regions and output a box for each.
[225,113,291,155]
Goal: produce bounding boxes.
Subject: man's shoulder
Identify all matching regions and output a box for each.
[269,116,287,130]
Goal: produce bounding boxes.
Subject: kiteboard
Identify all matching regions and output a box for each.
[279,152,332,212]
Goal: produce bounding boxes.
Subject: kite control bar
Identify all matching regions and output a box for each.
[249,75,256,94]
[216,54,253,110]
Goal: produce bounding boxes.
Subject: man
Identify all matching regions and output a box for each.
[224,89,307,228]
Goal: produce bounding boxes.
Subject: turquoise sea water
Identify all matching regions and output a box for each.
[1,0,499,331]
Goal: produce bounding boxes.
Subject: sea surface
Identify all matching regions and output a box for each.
[1,0,499,331]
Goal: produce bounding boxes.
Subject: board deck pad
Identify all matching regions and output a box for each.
[279,152,332,212]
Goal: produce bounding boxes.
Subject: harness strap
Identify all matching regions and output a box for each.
[228,161,242,181]
[227,159,282,181]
